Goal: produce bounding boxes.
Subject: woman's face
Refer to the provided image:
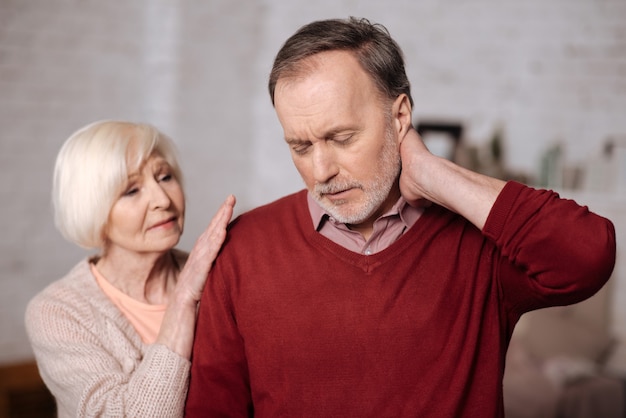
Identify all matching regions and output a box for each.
[104,153,185,256]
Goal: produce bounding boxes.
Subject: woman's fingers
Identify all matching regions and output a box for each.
[192,195,236,262]
[178,195,236,302]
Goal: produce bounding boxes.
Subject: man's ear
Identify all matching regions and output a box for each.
[392,94,412,142]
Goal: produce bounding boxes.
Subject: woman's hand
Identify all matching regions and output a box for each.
[177,194,236,305]
[157,194,236,358]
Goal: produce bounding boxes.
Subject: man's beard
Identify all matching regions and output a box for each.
[312,125,401,225]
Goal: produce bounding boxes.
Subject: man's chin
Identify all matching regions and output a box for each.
[322,207,351,223]
[315,195,374,224]
[326,207,370,225]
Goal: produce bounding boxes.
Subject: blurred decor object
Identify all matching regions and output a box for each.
[0,361,55,418]
[416,120,463,162]
[415,120,531,184]
[539,143,564,189]
[578,136,626,194]
[607,137,626,194]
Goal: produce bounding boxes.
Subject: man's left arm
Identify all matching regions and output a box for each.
[398,127,616,307]
[484,181,616,309]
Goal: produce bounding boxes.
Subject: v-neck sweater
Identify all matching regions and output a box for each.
[186,181,616,418]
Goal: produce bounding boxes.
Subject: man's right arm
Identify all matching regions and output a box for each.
[185,262,253,417]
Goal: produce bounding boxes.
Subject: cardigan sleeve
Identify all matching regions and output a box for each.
[483,181,616,314]
[25,280,191,418]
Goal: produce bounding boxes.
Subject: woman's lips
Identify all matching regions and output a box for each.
[149,216,177,230]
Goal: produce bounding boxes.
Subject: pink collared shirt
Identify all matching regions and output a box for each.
[307,193,423,255]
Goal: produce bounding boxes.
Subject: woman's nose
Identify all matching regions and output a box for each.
[149,181,171,209]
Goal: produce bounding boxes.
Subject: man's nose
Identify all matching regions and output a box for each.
[312,143,339,184]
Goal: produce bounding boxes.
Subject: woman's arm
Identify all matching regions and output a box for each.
[26,285,190,417]
[25,195,235,417]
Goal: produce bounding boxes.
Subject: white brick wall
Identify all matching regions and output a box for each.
[1,0,625,363]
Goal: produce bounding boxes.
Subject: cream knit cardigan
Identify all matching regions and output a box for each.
[25,256,192,417]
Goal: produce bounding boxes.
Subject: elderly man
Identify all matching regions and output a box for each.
[185,17,615,417]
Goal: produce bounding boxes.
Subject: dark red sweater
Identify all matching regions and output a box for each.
[186,181,615,417]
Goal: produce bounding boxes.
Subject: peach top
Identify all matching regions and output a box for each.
[91,263,166,344]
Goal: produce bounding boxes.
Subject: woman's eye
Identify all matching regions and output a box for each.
[159,173,172,182]
[124,187,139,196]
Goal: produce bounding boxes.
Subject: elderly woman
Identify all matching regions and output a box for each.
[25,120,235,417]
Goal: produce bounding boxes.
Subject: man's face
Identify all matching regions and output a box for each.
[274,50,401,233]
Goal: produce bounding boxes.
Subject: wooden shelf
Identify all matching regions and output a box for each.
[0,361,55,418]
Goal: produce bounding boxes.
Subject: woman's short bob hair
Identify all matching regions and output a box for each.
[53,120,183,249]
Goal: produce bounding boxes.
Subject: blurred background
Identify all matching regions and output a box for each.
[0,0,625,416]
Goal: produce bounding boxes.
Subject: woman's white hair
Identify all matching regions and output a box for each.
[53,120,183,249]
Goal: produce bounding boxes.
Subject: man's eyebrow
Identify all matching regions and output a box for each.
[285,127,354,144]
[285,137,310,145]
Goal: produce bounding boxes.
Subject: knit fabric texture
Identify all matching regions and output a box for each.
[186,181,616,417]
[25,252,191,417]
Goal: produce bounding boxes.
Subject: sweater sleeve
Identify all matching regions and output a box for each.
[185,256,253,417]
[25,285,190,418]
[482,181,616,314]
